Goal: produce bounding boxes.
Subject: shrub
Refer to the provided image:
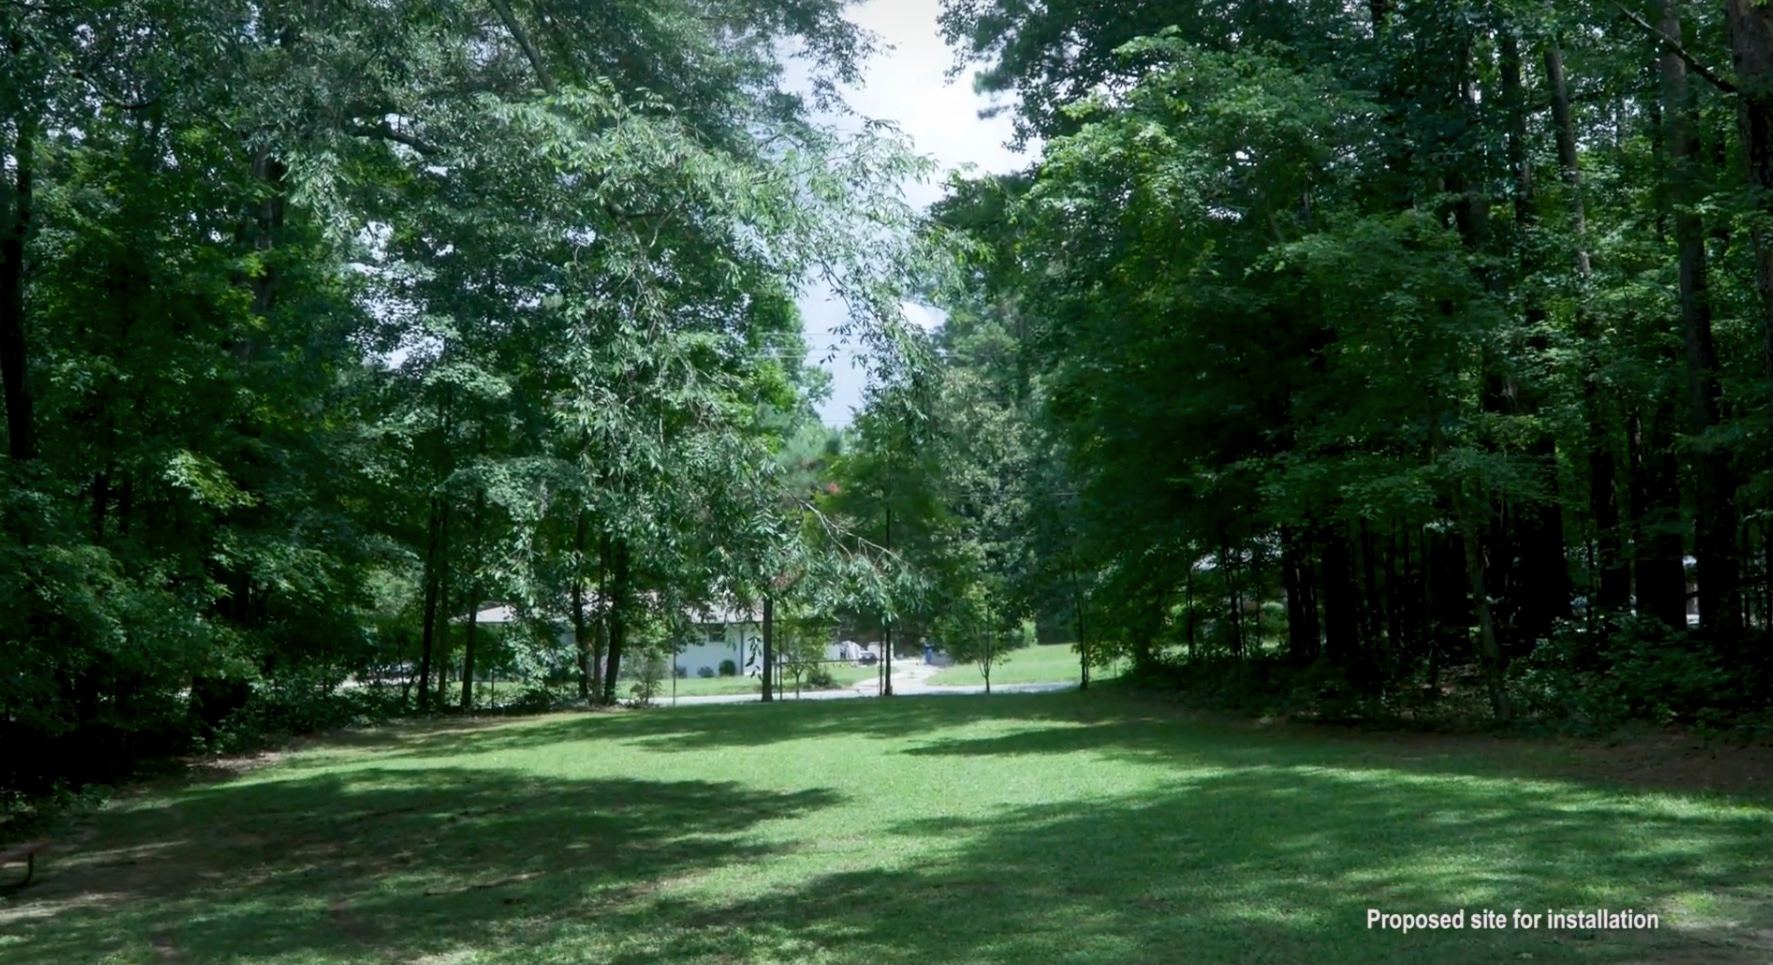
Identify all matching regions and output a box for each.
[503,685,560,714]
[718,659,737,677]
[628,651,669,707]
[696,666,714,678]
[206,666,404,753]
[1515,617,1764,729]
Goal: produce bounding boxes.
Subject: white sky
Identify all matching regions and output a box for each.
[792,0,1029,427]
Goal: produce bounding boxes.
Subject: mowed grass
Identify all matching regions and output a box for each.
[661,664,876,698]
[2,692,1768,965]
[929,642,1123,687]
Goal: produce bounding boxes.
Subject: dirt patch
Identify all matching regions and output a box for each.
[1603,921,1773,965]
[182,748,287,782]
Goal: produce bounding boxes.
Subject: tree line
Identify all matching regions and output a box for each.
[0,0,944,794]
[853,0,1773,725]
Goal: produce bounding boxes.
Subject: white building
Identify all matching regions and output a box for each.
[673,603,764,678]
[467,601,848,678]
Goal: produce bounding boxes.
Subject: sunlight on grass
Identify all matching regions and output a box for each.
[927,642,1122,687]
[660,663,876,698]
[1,692,1766,964]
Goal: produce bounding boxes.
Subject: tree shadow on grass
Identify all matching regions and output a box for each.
[328,691,1772,806]
[893,706,1773,805]
[0,767,839,964]
[307,693,1048,765]
[599,765,1771,964]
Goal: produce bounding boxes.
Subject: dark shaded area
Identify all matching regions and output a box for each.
[604,770,1770,964]
[0,767,838,964]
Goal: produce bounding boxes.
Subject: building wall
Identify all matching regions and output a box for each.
[674,624,761,677]
[673,626,863,676]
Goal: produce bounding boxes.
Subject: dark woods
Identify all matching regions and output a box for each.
[927,0,1773,726]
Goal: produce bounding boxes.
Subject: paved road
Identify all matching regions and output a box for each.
[656,660,1075,707]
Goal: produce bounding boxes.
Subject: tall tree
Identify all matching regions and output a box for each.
[1659,0,1741,632]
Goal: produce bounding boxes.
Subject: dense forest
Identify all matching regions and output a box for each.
[910,0,1773,725]
[5,0,1773,802]
[0,0,949,793]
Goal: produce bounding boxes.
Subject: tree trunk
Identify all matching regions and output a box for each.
[1493,28,1572,642]
[1660,0,1741,633]
[760,594,774,703]
[248,145,286,317]
[1358,521,1384,648]
[1459,496,1511,721]
[1183,565,1196,654]
[1,39,36,463]
[1759,522,1773,627]
[459,422,486,711]
[1424,525,1471,674]
[416,495,450,712]
[1501,30,1533,229]
[572,510,591,700]
[1385,525,1406,653]
[600,538,629,705]
[431,502,455,703]
[1221,536,1245,658]
[1630,405,1690,626]
[593,533,609,702]
[90,460,113,542]
[1282,528,1320,663]
[459,601,479,711]
[1070,561,1091,689]
[229,145,286,364]
[983,634,993,695]
[881,618,893,696]
[882,504,894,696]
[1445,27,1490,249]
[1320,528,1362,679]
[1723,0,1773,416]
[1546,37,1630,612]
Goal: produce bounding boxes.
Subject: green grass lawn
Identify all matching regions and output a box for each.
[3,691,1767,964]
[657,664,876,698]
[778,662,877,694]
[658,674,763,697]
[929,641,1125,687]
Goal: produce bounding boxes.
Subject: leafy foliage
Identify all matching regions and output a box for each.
[880,0,1773,725]
[0,0,943,792]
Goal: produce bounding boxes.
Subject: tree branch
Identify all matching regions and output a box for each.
[344,119,440,156]
[1612,0,1737,94]
[486,0,557,95]
[69,70,158,111]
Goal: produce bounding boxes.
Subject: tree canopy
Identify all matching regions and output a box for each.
[0,0,944,789]
[833,0,1773,725]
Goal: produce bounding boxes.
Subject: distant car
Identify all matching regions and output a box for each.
[857,651,879,666]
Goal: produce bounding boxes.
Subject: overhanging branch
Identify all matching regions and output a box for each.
[1612,0,1738,94]
[344,119,440,156]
